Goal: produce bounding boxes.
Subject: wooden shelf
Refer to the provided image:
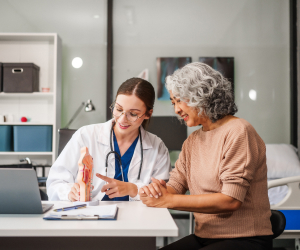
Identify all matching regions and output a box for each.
[0,123,54,126]
[0,33,57,42]
[0,152,53,155]
[0,92,53,97]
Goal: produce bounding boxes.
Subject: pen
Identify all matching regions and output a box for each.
[54,204,87,212]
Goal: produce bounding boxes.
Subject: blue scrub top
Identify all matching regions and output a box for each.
[102,130,139,201]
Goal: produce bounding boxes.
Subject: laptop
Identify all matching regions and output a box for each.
[0,168,53,214]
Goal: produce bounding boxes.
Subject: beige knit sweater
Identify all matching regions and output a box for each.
[167,118,273,238]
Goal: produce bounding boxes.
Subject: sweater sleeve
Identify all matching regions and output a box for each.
[167,141,189,194]
[219,124,262,202]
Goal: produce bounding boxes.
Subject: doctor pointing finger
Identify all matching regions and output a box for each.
[97,173,137,199]
[47,78,171,202]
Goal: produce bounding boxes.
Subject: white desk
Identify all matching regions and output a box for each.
[278,231,300,239]
[0,201,178,250]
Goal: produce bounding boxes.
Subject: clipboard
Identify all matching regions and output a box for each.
[43,206,119,220]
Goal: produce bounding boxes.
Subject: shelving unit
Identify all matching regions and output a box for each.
[0,92,54,97]
[0,123,53,125]
[0,33,62,166]
[0,152,53,155]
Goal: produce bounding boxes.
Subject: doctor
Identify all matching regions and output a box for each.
[47,77,171,201]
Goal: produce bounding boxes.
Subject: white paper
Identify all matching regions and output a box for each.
[46,204,118,219]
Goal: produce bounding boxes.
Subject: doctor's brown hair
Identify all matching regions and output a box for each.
[115,77,155,129]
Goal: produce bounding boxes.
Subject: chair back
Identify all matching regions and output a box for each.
[58,128,77,156]
[39,189,48,201]
[270,210,286,239]
[0,163,32,168]
[147,116,187,150]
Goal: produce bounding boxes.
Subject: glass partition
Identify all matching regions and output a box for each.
[114,0,290,144]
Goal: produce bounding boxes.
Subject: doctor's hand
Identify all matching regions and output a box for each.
[68,183,80,201]
[140,178,171,208]
[139,177,167,198]
[96,173,138,198]
[68,183,94,202]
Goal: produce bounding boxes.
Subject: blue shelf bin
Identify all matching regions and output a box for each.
[0,125,13,151]
[13,125,52,152]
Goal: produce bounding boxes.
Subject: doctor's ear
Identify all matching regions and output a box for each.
[144,109,153,120]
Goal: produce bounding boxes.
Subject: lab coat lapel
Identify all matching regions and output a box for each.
[129,138,142,176]
[128,126,152,177]
[97,119,115,174]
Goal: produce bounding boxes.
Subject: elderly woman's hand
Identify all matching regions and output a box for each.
[140,177,167,198]
[140,178,172,208]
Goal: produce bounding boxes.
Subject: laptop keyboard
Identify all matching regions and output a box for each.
[42,204,54,213]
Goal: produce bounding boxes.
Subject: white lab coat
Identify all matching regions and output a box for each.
[47,119,171,201]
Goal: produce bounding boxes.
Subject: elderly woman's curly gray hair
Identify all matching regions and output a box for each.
[165,62,237,123]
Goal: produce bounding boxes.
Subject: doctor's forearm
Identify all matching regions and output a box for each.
[166,193,242,214]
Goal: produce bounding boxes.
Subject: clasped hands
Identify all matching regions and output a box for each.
[68,174,170,204]
[139,177,171,208]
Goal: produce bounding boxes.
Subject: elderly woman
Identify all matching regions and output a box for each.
[140,62,273,250]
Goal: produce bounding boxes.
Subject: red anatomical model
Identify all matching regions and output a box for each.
[77,147,94,202]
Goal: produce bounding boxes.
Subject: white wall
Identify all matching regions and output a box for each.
[0,0,107,129]
[0,1,39,33]
[113,0,290,143]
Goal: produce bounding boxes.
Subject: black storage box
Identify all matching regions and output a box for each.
[3,63,40,93]
[0,63,3,92]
